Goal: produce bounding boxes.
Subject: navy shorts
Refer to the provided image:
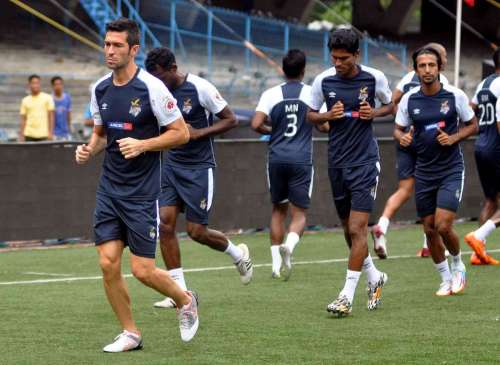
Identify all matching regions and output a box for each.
[94,193,158,259]
[396,144,416,180]
[267,163,313,209]
[328,162,380,220]
[415,171,464,218]
[160,165,214,225]
[475,150,500,200]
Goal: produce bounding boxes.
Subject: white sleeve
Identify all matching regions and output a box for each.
[471,82,481,105]
[198,79,228,115]
[440,73,450,86]
[496,97,500,122]
[395,72,414,92]
[255,90,272,116]
[149,81,182,127]
[375,71,392,105]
[306,75,325,111]
[90,86,102,126]
[454,89,475,122]
[395,94,410,127]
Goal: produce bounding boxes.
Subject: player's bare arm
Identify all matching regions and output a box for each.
[436,116,478,146]
[251,111,272,135]
[307,101,344,125]
[117,117,189,159]
[187,106,238,141]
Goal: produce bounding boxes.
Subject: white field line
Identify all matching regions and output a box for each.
[22,272,73,277]
[1,248,499,286]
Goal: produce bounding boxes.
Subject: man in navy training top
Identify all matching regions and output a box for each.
[395,46,478,296]
[145,47,253,309]
[75,18,199,352]
[251,49,328,280]
[464,48,500,265]
[306,28,393,317]
[371,43,449,259]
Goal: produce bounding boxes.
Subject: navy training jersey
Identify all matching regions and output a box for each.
[396,83,475,178]
[472,73,500,154]
[396,70,449,94]
[165,73,227,168]
[306,65,392,168]
[256,81,313,164]
[91,68,182,200]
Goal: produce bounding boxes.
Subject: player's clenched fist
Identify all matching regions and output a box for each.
[329,101,344,120]
[75,144,93,164]
[400,126,414,147]
[117,137,145,159]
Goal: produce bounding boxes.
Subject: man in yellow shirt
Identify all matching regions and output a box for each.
[19,75,55,141]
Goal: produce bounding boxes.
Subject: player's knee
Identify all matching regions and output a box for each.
[436,222,452,237]
[187,224,207,242]
[159,221,176,238]
[99,256,120,278]
[131,263,154,285]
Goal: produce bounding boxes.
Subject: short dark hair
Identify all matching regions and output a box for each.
[282,49,306,79]
[412,46,442,70]
[51,76,63,85]
[493,48,500,69]
[106,17,140,47]
[145,47,177,73]
[28,74,40,82]
[328,28,359,54]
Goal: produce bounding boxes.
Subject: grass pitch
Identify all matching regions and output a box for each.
[1,222,500,365]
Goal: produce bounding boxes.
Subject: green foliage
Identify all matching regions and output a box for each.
[312,0,352,25]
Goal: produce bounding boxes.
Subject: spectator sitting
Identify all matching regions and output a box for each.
[19,74,55,142]
[51,76,72,141]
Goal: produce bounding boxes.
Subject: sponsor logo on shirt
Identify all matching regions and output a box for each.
[108,122,134,130]
[182,98,192,114]
[424,120,446,131]
[358,86,369,103]
[129,98,141,117]
[164,97,177,114]
[440,100,450,114]
[344,111,360,118]
[328,91,337,98]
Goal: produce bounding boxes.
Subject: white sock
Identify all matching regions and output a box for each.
[377,216,390,235]
[423,234,428,249]
[225,240,242,263]
[270,245,282,273]
[474,220,496,242]
[450,252,464,269]
[434,260,452,282]
[339,270,361,303]
[362,254,381,284]
[284,232,300,252]
[169,267,187,291]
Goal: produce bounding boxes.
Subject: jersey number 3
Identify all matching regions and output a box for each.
[284,114,298,137]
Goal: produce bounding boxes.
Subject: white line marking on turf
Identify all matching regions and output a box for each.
[22,272,73,277]
[1,248,499,286]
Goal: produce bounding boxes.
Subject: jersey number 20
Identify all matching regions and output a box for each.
[478,102,495,126]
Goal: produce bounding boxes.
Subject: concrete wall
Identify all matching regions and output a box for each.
[0,139,483,241]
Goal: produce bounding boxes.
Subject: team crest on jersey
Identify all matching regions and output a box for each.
[440,100,450,115]
[149,226,156,240]
[182,98,193,114]
[129,98,141,117]
[358,86,369,102]
[200,198,207,210]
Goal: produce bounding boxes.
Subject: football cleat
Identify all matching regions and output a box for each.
[416,247,431,258]
[177,291,199,342]
[271,271,281,279]
[470,253,484,265]
[154,297,177,309]
[103,330,143,353]
[279,244,292,281]
[435,281,452,296]
[371,225,388,259]
[464,232,488,262]
[451,265,466,294]
[326,295,352,317]
[367,272,388,311]
[235,243,253,285]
